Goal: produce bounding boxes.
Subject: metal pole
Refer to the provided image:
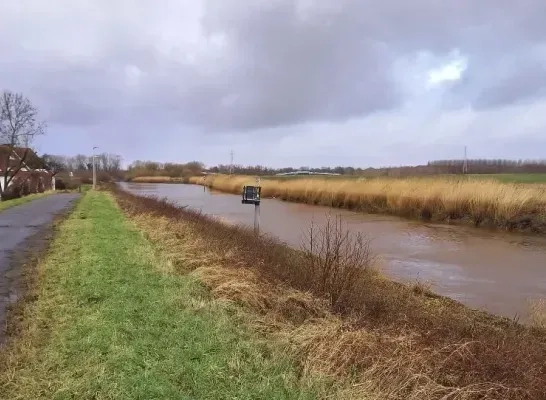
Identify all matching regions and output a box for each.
[254,175,261,235]
[254,203,260,234]
[230,150,234,175]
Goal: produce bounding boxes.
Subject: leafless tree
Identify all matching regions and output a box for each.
[74,154,88,170]
[41,154,67,176]
[0,90,46,199]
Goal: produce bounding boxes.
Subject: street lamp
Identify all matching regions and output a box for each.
[93,146,99,190]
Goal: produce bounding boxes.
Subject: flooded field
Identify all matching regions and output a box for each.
[120,182,546,321]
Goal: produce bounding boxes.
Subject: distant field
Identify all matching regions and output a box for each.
[469,173,546,183]
[261,174,358,180]
[261,173,546,184]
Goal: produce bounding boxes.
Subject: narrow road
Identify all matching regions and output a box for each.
[0,193,80,342]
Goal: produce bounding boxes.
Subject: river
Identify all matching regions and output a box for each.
[120,182,546,321]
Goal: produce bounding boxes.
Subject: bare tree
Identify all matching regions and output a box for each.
[41,154,67,176]
[74,154,88,170]
[0,90,46,199]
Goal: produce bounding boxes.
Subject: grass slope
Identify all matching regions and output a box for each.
[0,191,54,212]
[0,191,321,400]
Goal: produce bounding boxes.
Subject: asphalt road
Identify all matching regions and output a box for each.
[0,193,80,342]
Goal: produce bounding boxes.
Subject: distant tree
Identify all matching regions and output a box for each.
[74,154,88,170]
[41,154,66,176]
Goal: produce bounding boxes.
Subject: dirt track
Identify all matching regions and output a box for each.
[0,193,80,343]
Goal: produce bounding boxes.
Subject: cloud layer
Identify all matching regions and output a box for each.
[1,0,545,166]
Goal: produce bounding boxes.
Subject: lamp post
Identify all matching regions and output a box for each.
[92,146,99,190]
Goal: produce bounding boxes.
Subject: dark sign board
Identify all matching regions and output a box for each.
[242,185,261,205]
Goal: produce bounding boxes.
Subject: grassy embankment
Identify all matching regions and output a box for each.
[0,191,55,212]
[189,175,546,233]
[106,187,546,399]
[0,191,326,399]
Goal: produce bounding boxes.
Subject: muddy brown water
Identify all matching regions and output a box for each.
[120,182,546,322]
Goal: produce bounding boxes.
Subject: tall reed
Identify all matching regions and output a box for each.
[190,175,546,232]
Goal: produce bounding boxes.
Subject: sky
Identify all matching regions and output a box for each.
[1,0,545,168]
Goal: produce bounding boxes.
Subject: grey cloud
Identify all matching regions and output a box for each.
[1,0,546,164]
[447,48,546,110]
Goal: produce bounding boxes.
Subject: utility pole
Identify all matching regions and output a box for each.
[463,145,468,174]
[92,146,99,189]
[229,149,234,175]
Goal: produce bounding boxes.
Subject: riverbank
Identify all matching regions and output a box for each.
[0,191,326,399]
[189,175,546,233]
[113,186,546,399]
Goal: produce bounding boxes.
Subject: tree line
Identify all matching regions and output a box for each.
[428,159,546,174]
[125,158,546,180]
[125,160,204,179]
[42,153,123,175]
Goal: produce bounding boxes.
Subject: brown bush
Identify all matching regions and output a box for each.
[300,215,375,311]
[111,185,546,399]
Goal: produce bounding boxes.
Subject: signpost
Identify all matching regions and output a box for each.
[241,176,261,234]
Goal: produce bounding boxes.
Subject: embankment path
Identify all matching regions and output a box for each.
[0,193,80,342]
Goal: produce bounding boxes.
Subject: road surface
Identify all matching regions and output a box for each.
[0,193,80,342]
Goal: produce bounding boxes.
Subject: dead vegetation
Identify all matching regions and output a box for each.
[113,186,546,399]
[190,174,546,233]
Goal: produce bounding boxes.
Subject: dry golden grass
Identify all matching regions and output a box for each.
[191,175,546,232]
[113,187,546,399]
[530,299,546,329]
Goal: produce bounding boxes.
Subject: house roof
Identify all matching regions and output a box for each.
[0,145,39,173]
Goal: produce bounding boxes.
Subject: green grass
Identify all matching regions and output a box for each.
[0,191,54,212]
[469,173,546,183]
[0,191,322,399]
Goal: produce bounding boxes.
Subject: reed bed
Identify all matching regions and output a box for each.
[113,185,546,399]
[190,175,546,232]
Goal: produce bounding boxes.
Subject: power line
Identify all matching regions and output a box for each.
[229,149,234,175]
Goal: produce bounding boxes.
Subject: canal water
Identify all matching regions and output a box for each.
[120,182,546,321]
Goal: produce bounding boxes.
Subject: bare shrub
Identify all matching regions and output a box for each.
[300,214,375,310]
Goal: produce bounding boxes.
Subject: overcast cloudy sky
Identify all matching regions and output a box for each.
[1,1,545,168]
